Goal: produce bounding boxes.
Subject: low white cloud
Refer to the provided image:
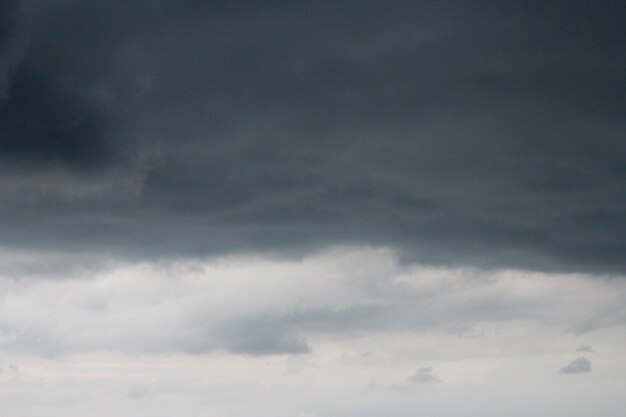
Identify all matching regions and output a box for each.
[1,246,626,358]
[0,246,625,416]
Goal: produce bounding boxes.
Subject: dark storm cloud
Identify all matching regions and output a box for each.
[0,1,18,54]
[0,0,22,93]
[1,0,625,273]
[0,67,112,169]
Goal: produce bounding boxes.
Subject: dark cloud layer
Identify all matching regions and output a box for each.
[0,67,111,169]
[0,0,624,273]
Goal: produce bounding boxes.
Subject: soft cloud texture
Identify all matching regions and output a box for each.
[0,0,623,274]
[0,246,625,416]
[1,247,625,357]
[1,1,625,416]
[408,366,440,384]
[561,357,592,374]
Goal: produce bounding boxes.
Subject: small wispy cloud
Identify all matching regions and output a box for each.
[127,384,150,400]
[576,345,595,353]
[0,363,18,375]
[560,357,591,374]
[408,366,440,384]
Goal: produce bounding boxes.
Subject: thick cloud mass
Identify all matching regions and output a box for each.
[1,247,626,416]
[0,0,624,273]
[0,67,111,169]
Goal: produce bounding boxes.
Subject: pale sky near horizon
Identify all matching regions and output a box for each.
[1,246,626,416]
[0,1,625,415]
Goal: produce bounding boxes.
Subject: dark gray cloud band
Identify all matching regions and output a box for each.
[0,0,624,274]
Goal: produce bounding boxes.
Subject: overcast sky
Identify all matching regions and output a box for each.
[0,1,625,416]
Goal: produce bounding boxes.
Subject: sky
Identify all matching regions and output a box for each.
[0,1,625,416]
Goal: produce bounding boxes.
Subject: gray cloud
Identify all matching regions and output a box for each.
[0,67,113,170]
[560,356,592,374]
[127,384,150,400]
[0,0,624,274]
[220,315,310,356]
[408,366,439,384]
[576,345,595,353]
[1,248,623,358]
[0,362,19,377]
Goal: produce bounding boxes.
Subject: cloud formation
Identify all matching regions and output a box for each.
[408,366,439,384]
[560,356,592,374]
[0,247,625,357]
[0,0,623,274]
[0,247,625,416]
[1,3,625,416]
[576,345,595,353]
